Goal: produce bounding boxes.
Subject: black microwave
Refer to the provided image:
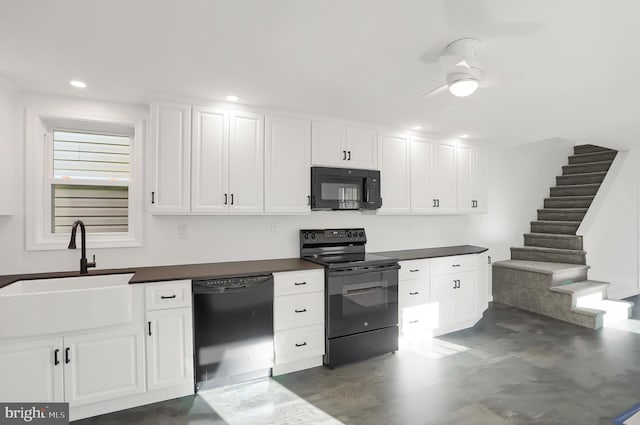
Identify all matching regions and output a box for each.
[311,167,381,210]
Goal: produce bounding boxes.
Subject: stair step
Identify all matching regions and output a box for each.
[562,160,613,175]
[524,233,583,250]
[492,259,589,285]
[544,196,594,208]
[573,144,615,155]
[537,208,587,222]
[550,280,609,296]
[531,220,580,235]
[550,183,600,197]
[511,246,586,265]
[574,299,633,326]
[556,171,607,186]
[568,150,617,164]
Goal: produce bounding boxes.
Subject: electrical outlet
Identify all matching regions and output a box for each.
[271,223,280,237]
[178,223,189,239]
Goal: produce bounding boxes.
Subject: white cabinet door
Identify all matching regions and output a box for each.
[470,145,487,213]
[146,308,194,391]
[228,111,264,214]
[378,133,410,214]
[264,115,311,214]
[410,136,436,213]
[456,143,473,213]
[311,121,346,167]
[191,107,229,213]
[150,102,191,214]
[457,144,487,214]
[429,275,456,330]
[454,272,479,324]
[64,329,145,406]
[0,338,64,402]
[433,141,457,213]
[346,126,377,169]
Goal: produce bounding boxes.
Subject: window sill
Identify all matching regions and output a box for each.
[26,235,142,251]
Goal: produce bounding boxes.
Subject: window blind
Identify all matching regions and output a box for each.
[52,185,129,233]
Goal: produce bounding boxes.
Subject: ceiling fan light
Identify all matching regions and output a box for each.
[448,78,479,97]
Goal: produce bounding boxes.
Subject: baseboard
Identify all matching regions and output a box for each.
[272,356,323,376]
[70,383,194,422]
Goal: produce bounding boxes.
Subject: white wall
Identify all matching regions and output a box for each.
[0,92,473,276]
[0,78,17,215]
[468,138,574,262]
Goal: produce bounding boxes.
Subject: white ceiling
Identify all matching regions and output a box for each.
[1,0,639,146]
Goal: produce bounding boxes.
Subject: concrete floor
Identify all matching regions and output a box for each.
[76,300,640,425]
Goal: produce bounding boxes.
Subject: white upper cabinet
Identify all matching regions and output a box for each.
[457,143,487,213]
[149,102,192,214]
[410,137,457,214]
[264,115,311,214]
[191,107,229,213]
[311,121,377,169]
[228,111,264,214]
[378,133,410,214]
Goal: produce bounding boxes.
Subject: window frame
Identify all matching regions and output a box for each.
[26,110,143,251]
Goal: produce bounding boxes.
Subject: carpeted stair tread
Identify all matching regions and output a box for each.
[537,208,588,222]
[549,280,609,295]
[573,144,616,155]
[530,220,580,234]
[562,160,613,175]
[493,259,589,275]
[511,246,586,264]
[550,183,601,197]
[556,171,607,185]
[544,196,594,208]
[568,150,617,164]
[524,233,583,250]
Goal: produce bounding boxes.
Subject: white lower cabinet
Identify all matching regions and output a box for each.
[398,254,486,339]
[273,269,325,376]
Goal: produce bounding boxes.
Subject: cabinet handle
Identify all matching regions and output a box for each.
[54,349,60,366]
[148,321,152,336]
[452,264,461,267]
[151,191,155,204]
[342,150,347,160]
[436,199,440,207]
[65,347,70,364]
[224,193,228,205]
[307,195,311,206]
[432,199,436,207]
[453,280,457,289]
[409,320,420,324]
[161,295,176,299]
[294,281,307,286]
[295,342,307,347]
[294,308,307,313]
[347,151,351,160]
[231,193,234,205]
[409,291,419,295]
[409,269,420,273]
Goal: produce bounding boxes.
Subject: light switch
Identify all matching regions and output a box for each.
[178,223,189,239]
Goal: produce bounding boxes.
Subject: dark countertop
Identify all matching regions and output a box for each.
[373,245,488,262]
[0,258,323,289]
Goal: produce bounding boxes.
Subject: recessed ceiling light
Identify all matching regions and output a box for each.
[460,134,469,138]
[412,126,423,130]
[225,95,239,102]
[69,80,86,88]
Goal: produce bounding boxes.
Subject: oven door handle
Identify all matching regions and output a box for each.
[328,263,400,277]
[345,285,384,295]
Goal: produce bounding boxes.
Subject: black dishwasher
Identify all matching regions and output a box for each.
[192,274,274,390]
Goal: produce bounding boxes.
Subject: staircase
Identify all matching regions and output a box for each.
[492,144,632,329]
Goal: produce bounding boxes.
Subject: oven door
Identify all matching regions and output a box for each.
[311,167,367,210]
[326,264,399,339]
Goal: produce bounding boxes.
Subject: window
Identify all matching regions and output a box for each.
[25,110,143,250]
[51,131,130,234]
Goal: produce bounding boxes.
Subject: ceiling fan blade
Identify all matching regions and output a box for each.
[420,84,448,99]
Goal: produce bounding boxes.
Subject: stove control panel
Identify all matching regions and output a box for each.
[300,228,367,245]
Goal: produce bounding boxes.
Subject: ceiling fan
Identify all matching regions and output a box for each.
[420,38,484,99]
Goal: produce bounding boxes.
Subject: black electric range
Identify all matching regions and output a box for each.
[300,228,399,368]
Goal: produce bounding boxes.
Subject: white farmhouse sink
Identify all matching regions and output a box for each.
[0,274,135,339]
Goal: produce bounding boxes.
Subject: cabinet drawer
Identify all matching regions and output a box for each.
[274,324,324,365]
[399,279,429,309]
[274,292,324,331]
[399,259,430,280]
[145,280,191,311]
[274,269,324,297]
[430,255,478,276]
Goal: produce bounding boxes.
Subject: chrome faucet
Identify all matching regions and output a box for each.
[68,220,96,274]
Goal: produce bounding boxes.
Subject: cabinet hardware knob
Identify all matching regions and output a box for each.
[295,342,307,347]
[294,308,307,313]
[294,281,307,286]
[54,349,60,366]
[65,347,71,364]
[409,291,419,295]
[409,269,420,272]
[148,321,152,336]
[161,295,177,299]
